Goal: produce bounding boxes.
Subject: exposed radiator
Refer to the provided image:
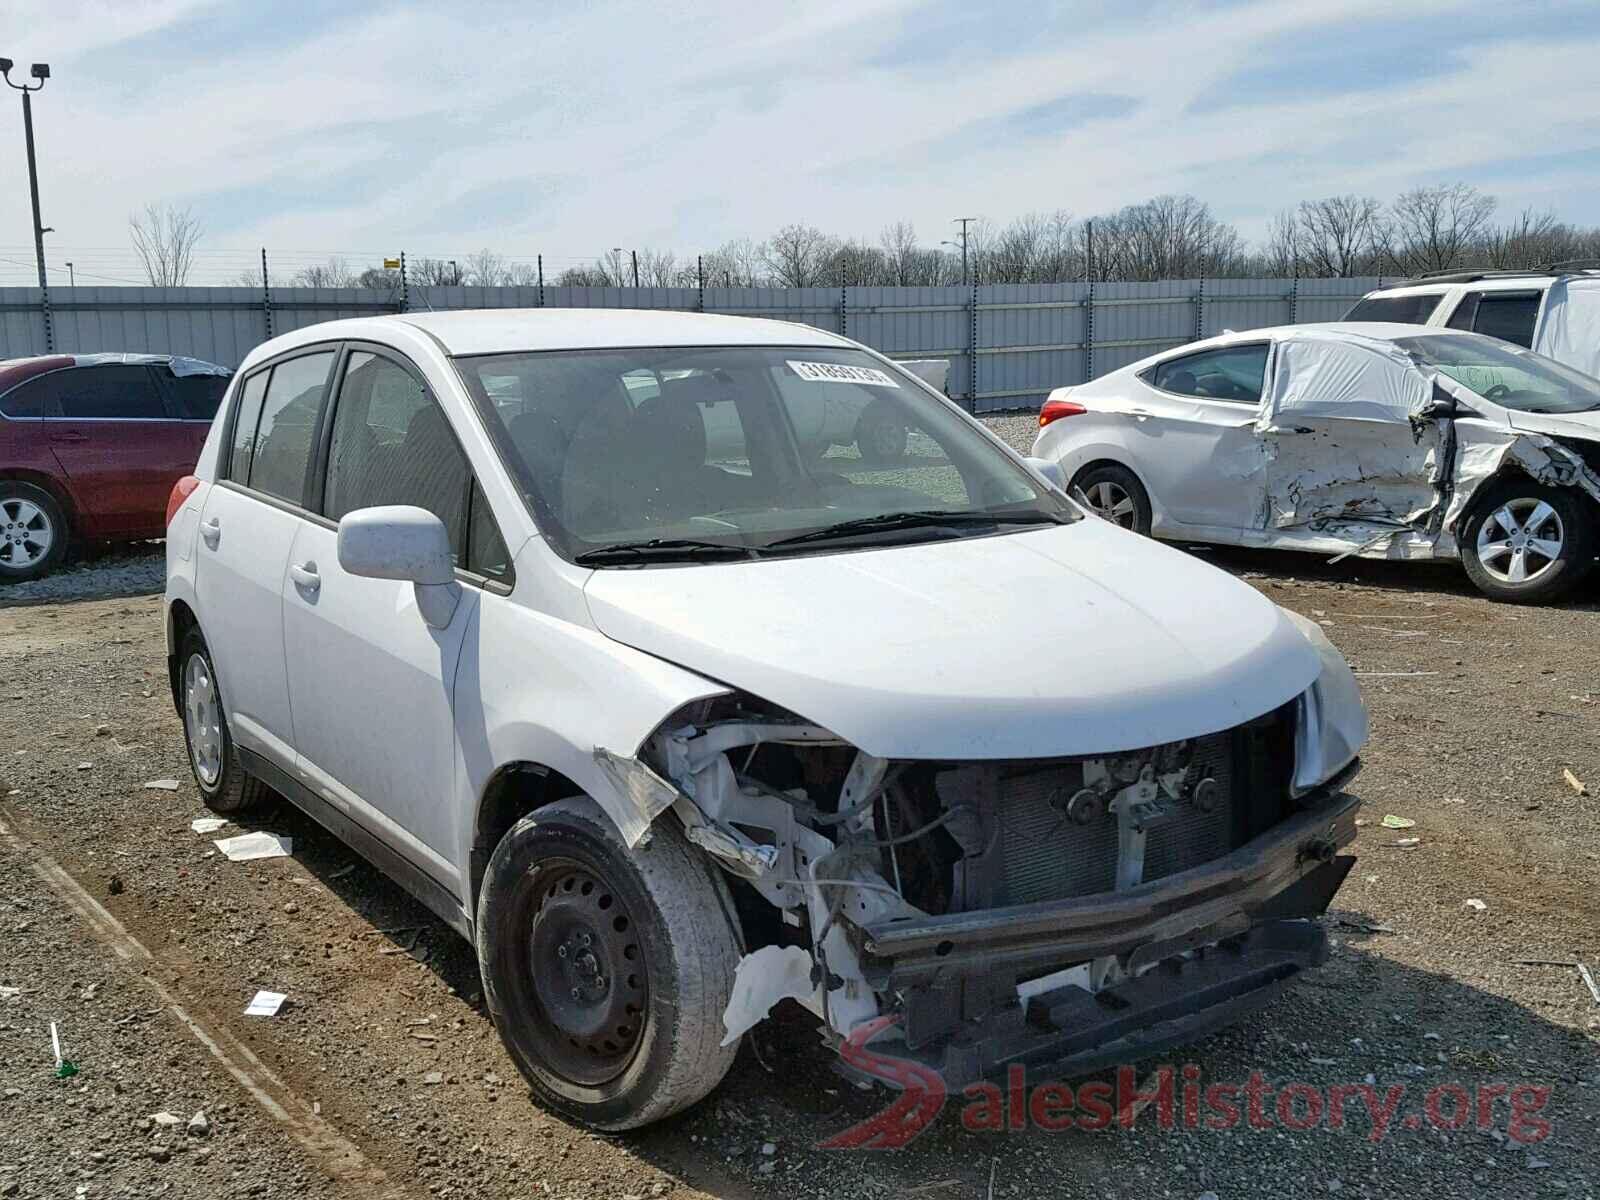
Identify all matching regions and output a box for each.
[994,732,1236,906]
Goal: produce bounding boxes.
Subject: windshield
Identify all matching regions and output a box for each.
[1345,294,1443,324]
[1395,334,1600,414]
[454,345,1073,564]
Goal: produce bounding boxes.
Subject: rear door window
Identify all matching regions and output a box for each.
[248,352,335,507]
[1345,294,1443,324]
[52,365,167,419]
[227,371,270,486]
[1471,292,1541,348]
[1146,344,1269,404]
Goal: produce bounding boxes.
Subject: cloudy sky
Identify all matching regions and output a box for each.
[1,0,1598,284]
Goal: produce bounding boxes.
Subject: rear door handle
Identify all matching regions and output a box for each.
[1128,408,1152,422]
[289,561,320,593]
[49,430,89,443]
[200,518,221,548]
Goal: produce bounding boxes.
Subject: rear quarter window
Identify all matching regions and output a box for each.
[1345,294,1443,325]
[0,373,56,418]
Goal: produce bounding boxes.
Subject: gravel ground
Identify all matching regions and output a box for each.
[0,547,164,608]
[2,425,1599,1197]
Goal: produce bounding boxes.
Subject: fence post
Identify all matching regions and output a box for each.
[1084,281,1094,383]
[260,248,274,338]
[1194,271,1205,341]
[1289,272,1299,324]
[40,285,53,353]
[839,269,848,338]
[399,252,408,313]
[697,255,705,313]
[537,254,545,307]
[967,279,979,411]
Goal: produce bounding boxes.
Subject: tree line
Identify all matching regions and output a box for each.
[128,182,1600,290]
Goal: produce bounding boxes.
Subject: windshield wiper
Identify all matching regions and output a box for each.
[574,538,757,565]
[765,508,1065,550]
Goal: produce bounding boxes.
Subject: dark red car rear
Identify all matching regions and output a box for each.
[0,353,230,582]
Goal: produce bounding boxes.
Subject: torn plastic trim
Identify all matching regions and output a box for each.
[1279,608,1369,796]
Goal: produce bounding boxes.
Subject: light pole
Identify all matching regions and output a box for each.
[949,217,976,286]
[611,247,623,287]
[65,261,73,286]
[1,58,52,288]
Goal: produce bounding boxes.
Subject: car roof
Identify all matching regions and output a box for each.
[250,308,855,360]
[1171,322,1475,351]
[1364,274,1560,297]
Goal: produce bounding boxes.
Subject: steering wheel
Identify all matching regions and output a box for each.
[1484,383,1512,401]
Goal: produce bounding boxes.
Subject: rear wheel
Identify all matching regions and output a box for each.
[177,627,270,813]
[1460,479,1594,604]
[476,797,741,1130]
[1070,463,1152,535]
[0,482,67,583]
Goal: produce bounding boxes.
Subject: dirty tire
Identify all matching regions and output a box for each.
[1459,479,1595,604]
[854,399,908,465]
[476,796,741,1130]
[0,480,68,583]
[1070,463,1153,536]
[177,626,271,815]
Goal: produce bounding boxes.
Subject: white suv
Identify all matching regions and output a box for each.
[165,310,1366,1129]
[1348,265,1600,378]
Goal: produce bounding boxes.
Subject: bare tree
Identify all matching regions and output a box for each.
[1261,210,1300,276]
[503,261,542,286]
[293,257,357,288]
[1291,195,1384,277]
[410,257,463,286]
[356,265,400,292]
[465,248,507,286]
[129,204,203,286]
[702,238,768,287]
[1386,183,1496,275]
[637,249,680,287]
[880,222,921,285]
[764,224,836,287]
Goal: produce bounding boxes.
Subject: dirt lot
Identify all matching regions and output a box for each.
[3,544,1600,1199]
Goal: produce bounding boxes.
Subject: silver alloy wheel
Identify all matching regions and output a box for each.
[0,497,53,570]
[1475,498,1564,585]
[1082,480,1138,528]
[183,653,224,788]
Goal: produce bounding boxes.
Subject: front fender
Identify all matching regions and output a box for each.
[452,596,728,887]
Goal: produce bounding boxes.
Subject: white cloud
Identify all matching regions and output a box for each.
[2,0,1597,284]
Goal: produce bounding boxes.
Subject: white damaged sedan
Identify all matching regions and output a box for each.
[165,309,1367,1128]
[1033,322,1600,602]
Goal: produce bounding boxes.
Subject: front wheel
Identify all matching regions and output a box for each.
[476,797,742,1130]
[1459,480,1594,604]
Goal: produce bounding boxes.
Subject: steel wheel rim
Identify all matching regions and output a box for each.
[1083,480,1138,528]
[0,497,53,569]
[524,860,647,1086]
[183,653,224,787]
[1476,498,1564,585]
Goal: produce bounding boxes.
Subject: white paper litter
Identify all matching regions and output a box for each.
[144,779,182,791]
[245,990,287,1018]
[190,817,229,834]
[0,986,19,1000]
[214,832,292,862]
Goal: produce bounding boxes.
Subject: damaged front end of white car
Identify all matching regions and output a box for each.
[599,642,1367,1090]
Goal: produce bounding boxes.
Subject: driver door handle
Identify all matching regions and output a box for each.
[289,561,320,593]
[200,518,221,548]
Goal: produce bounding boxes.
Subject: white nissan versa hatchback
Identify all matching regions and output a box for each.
[165,310,1368,1129]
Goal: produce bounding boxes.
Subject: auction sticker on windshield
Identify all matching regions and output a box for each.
[787,360,901,388]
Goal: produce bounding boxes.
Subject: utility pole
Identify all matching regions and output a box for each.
[2,58,53,288]
[64,261,73,286]
[954,217,976,287]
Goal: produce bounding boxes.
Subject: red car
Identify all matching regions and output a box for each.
[0,353,231,582]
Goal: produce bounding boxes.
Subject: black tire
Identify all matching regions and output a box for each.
[476,796,741,1130]
[1070,463,1153,536]
[1459,479,1595,604]
[176,627,270,814]
[0,481,68,583]
[854,400,908,465]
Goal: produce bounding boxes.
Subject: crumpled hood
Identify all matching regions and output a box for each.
[583,520,1321,760]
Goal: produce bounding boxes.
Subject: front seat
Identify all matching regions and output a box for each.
[394,404,467,537]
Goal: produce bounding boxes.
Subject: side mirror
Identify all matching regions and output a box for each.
[1024,456,1066,491]
[337,506,460,628]
[1417,384,1458,419]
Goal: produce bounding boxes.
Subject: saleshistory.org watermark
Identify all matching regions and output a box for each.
[820,1017,1554,1150]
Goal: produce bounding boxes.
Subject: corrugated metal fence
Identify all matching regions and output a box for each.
[0,277,1382,413]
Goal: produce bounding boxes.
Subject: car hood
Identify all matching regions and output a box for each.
[582,520,1321,760]
[1506,409,1600,440]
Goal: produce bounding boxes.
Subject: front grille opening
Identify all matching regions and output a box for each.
[880,703,1298,916]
